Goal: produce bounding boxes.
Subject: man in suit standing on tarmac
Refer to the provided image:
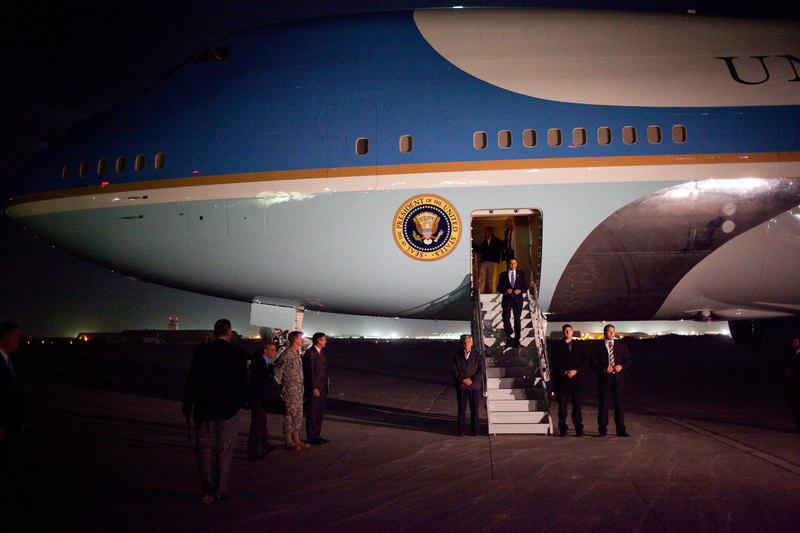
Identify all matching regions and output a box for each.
[590,324,631,437]
[303,332,329,445]
[0,322,23,485]
[497,258,527,347]
[551,324,588,437]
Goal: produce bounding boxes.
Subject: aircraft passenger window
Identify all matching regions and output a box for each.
[572,128,587,146]
[62,164,71,180]
[473,131,487,150]
[523,129,537,147]
[672,125,687,143]
[647,126,662,144]
[98,159,108,175]
[191,45,231,64]
[135,155,146,171]
[155,153,166,169]
[548,128,562,147]
[79,162,89,178]
[622,126,637,145]
[399,135,413,153]
[355,138,369,156]
[116,157,126,173]
[598,127,612,145]
[498,130,512,149]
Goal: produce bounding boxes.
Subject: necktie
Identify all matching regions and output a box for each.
[6,356,17,387]
[608,342,615,368]
[510,270,515,287]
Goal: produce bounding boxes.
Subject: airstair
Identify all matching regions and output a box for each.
[474,290,552,435]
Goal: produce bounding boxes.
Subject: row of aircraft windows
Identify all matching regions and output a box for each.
[61,125,688,176]
[473,125,688,150]
[358,125,687,156]
[62,153,166,180]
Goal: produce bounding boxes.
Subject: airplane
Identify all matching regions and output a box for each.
[3,8,800,348]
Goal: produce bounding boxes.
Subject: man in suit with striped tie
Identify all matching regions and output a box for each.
[590,324,631,437]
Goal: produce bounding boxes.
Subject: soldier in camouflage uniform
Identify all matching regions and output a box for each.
[273,330,309,450]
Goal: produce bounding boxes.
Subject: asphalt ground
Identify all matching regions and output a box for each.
[2,335,799,533]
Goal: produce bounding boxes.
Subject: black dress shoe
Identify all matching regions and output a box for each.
[597,432,607,437]
[308,438,329,445]
[617,432,630,437]
[559,432,568,437]
[575,431,585,437]
[458,431,465,437]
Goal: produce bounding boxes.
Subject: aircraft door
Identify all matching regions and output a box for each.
[470,209,542,297]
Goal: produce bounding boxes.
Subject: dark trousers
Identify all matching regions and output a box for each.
[790,391,800,430]
[247,402,269,457]
[457,388,481,435]
[597,380,625,435]
[502,298,523,341]
[305,392,327,440]
[556,390,583,435]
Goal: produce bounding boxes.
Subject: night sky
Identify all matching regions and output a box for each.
[2,1,799,337]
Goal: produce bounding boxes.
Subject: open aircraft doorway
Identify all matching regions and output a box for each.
[470,209,542,299]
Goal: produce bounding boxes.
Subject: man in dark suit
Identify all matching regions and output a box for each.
[303,332,329,445]
[551,324,588,437]
[785,335,800,433]
[590,324,631,437]
[502,217,515,261]
[182,319,249,504]
[0,322,23,482]
[452,335,484,436]
[497,258,527,346]
[247,340,277,460]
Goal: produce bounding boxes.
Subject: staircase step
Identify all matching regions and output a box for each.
[489,423,551,435]
[486,386,545,400]
[487,377,541,389]
[490,411,550,424]
[486,367,539,379]
[486,357,534,367]
[487,399,546,411]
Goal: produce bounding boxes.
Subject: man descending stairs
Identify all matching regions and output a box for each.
[478,292,552,435]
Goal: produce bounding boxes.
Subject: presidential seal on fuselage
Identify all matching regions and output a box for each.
[393,194,462,261]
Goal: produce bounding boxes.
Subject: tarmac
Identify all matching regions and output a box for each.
[3,335,800,533]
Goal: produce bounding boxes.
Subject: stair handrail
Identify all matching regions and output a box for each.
[471,291,488,399]
[526,267,553,400]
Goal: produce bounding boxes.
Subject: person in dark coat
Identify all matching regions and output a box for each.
[496,258,527,347]
[248,340,277,459]
[182,319,249,504]
[303,332,329,445]
[550,324,588,437]
[785,336,800,433]
[589,324,631,437]
[452,335,484,436]
[0,322,23,483]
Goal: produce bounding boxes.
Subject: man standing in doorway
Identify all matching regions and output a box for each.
[452,335,483,437]
[472,227,504,294]
[182,319,249,503]
[497,258,527,347]
[551,324,588,437]
[590,324,631,437]
[503,217,515,261]
[304,332,329,445]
